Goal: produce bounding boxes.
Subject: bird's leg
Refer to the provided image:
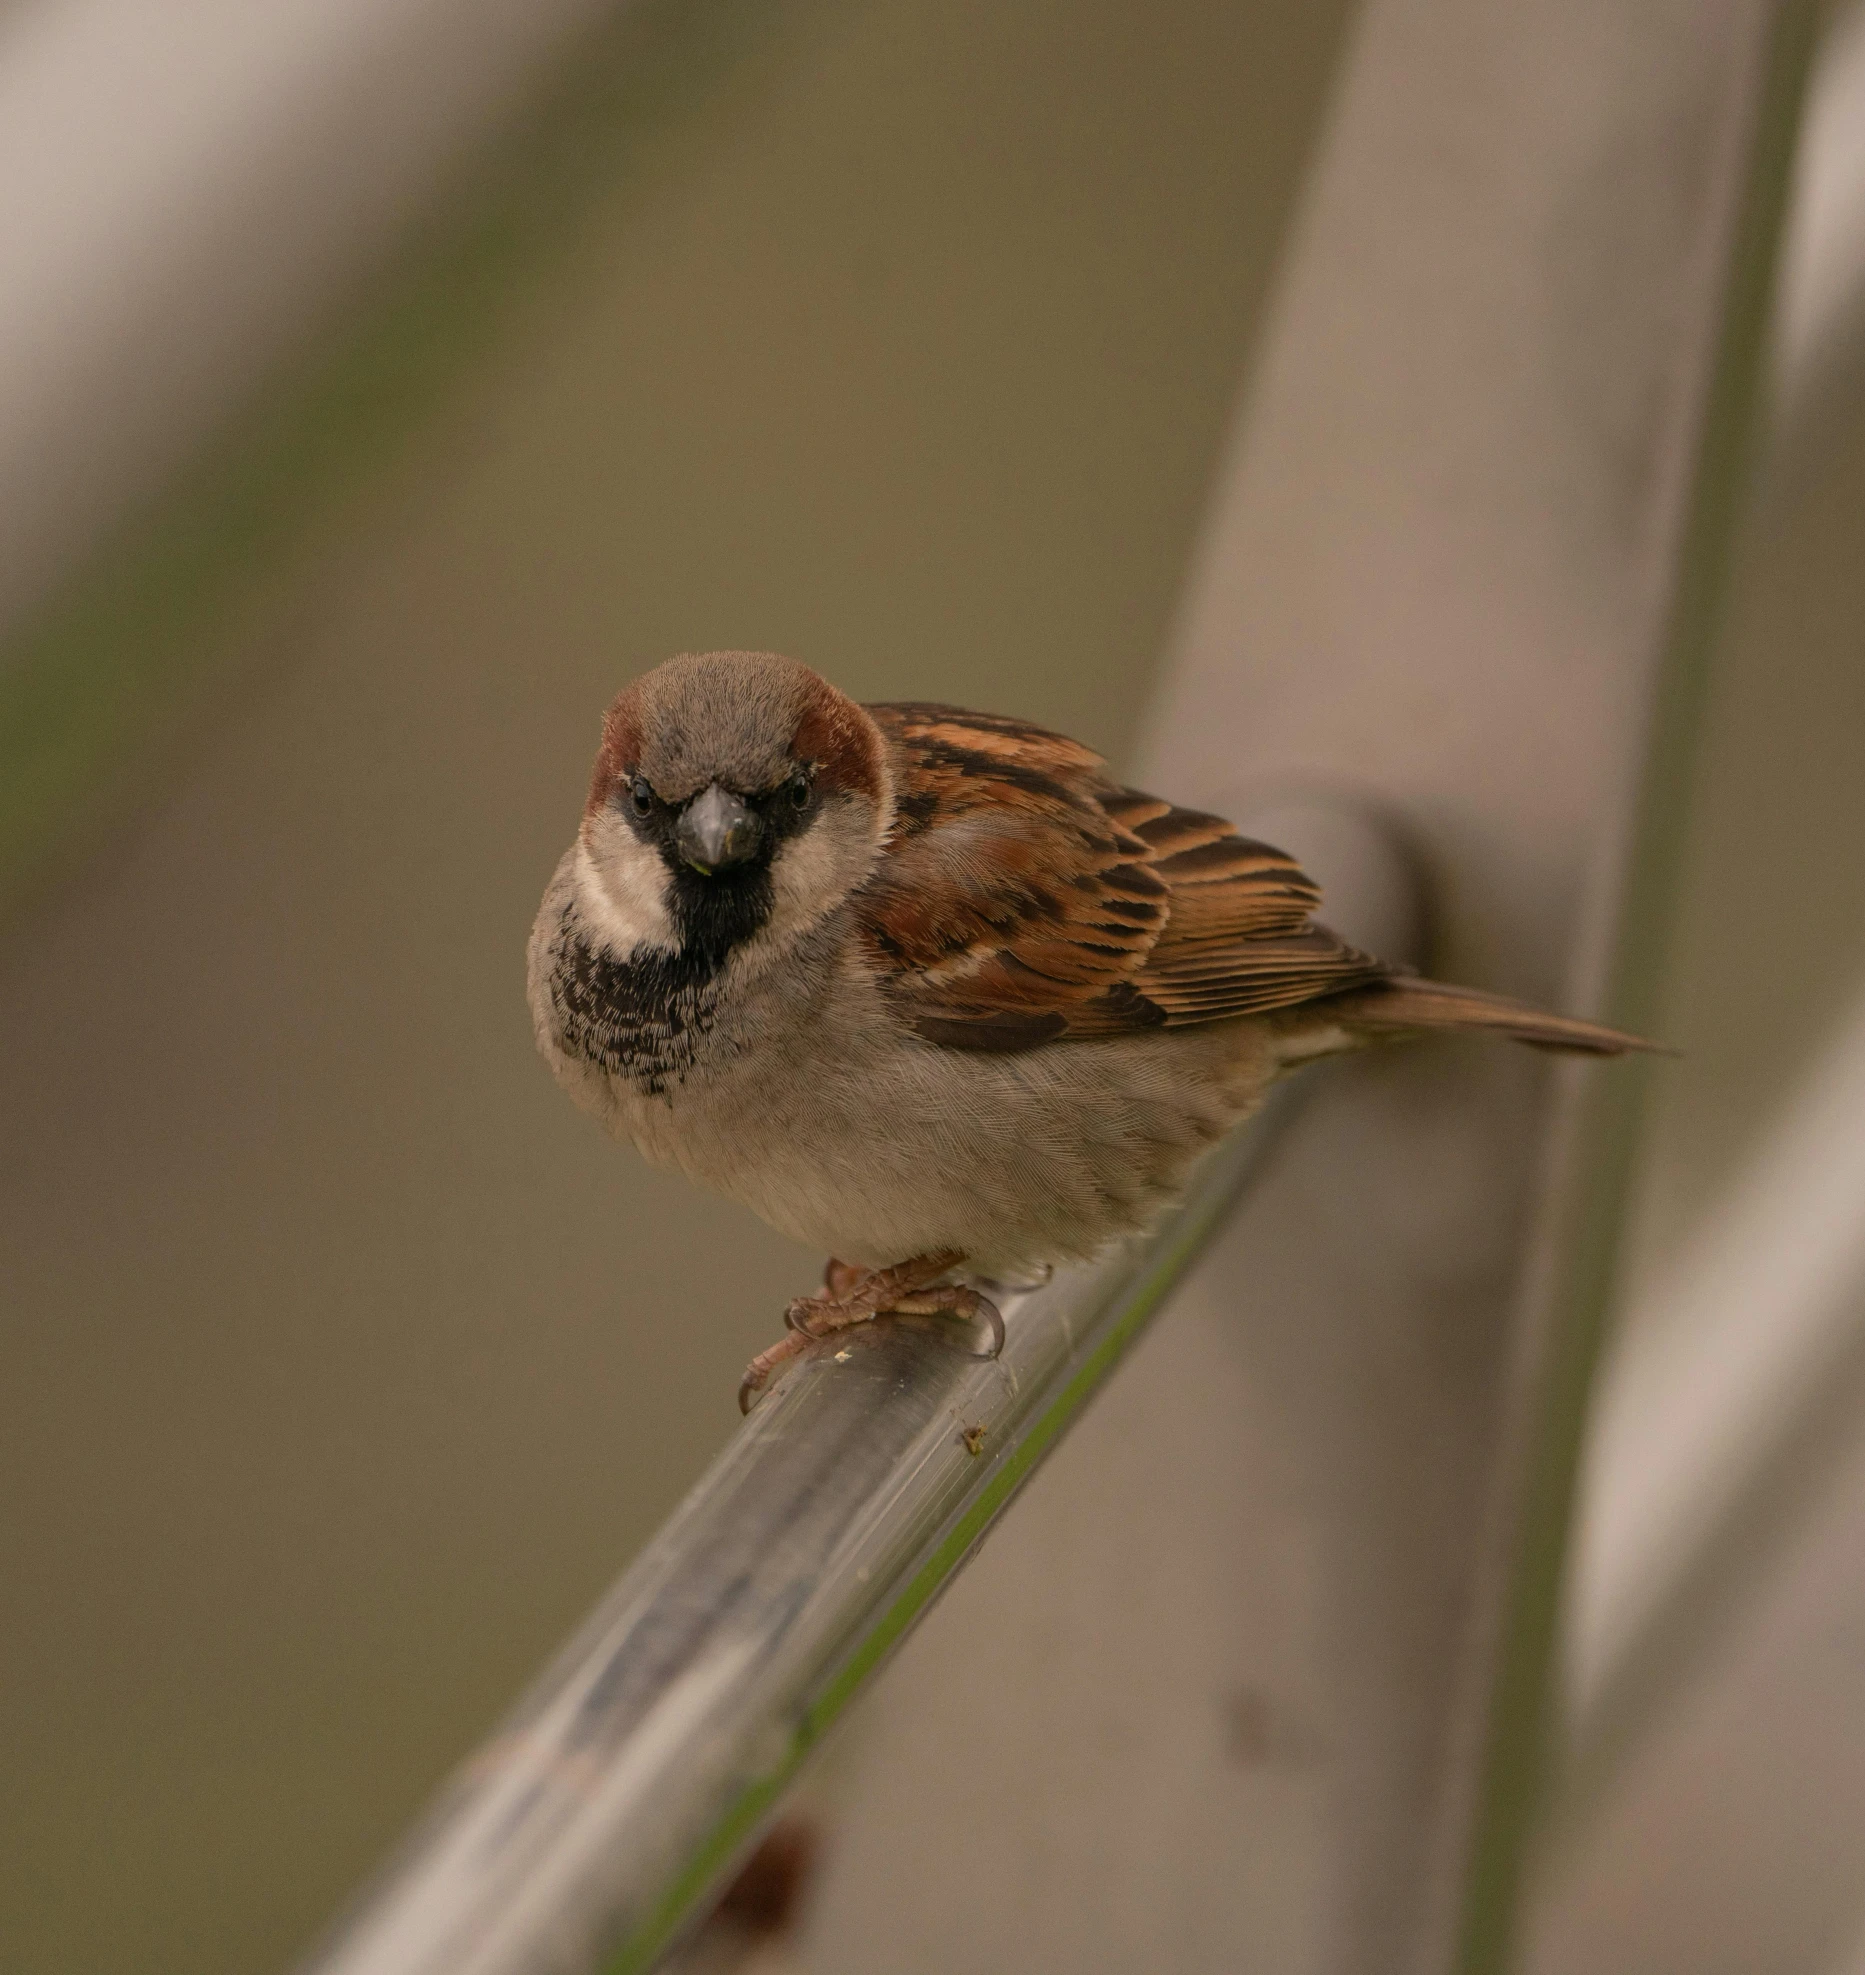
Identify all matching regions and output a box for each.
[738,1330,812,1414]
[738,1251,1003,1413]
[822,1256,867,1299]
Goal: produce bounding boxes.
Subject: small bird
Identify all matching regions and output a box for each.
[528,651,1646,1410]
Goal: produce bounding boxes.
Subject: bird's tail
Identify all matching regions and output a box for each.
[1321,974,1657,1056]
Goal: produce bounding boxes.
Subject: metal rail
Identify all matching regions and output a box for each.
[296,1091,1301,1975]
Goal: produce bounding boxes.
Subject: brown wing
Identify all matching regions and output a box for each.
[856,703,1387,1051]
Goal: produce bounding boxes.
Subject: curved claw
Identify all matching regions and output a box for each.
[740,1330,808,1413]
[784,1297,827,1338]
[886,1284,1006,1358]
[970,1291,1006,1360]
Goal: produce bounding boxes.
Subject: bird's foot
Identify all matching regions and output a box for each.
[737,1251,1003,1413]
[785,1251,1005,1356]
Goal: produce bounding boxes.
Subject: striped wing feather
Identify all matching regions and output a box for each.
[857,704,1385,1050]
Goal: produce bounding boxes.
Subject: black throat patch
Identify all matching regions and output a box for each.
[662,856,774,972]
[547,857,774,1095]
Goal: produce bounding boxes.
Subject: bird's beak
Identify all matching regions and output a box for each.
[676,783,763,875]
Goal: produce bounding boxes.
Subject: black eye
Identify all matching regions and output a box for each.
[629,775,655,817]
[788,771,812,812]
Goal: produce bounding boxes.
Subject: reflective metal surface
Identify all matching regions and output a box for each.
[297,1097,1296,1975]
[797,7,1809,1974]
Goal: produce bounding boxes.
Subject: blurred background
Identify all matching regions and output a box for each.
[0,2,1861,1971]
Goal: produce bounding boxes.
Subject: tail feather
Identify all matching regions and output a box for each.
[1322,974,1658,1056]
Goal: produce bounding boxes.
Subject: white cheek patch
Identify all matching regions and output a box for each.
[763,802,876,947]
[574,817,675,956]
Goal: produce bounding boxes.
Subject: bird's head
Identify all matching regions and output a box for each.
[573,650,894,971]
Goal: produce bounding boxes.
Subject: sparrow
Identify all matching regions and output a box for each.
[528,651,1646,1410]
